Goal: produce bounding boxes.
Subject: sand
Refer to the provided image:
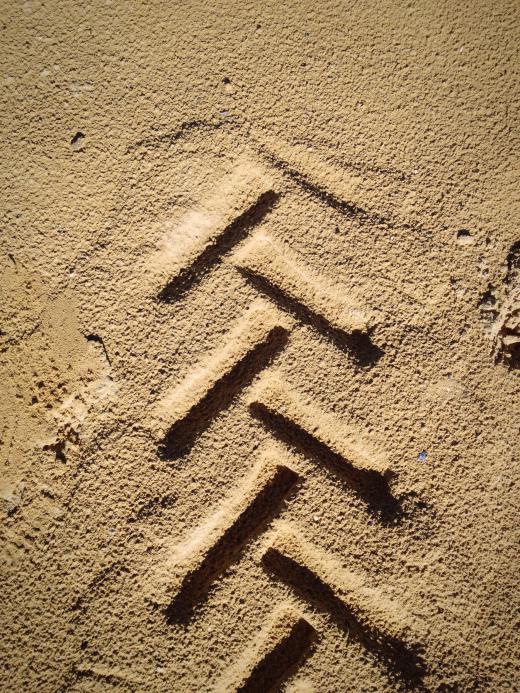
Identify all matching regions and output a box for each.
[1,1,519,691]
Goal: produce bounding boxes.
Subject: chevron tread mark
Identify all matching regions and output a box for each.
[262,524,426,687]
[215,606,317,693]
[231,231,369,335]
[249,128,423,231]
[153,300,293,458]
[149,158,279,302]
[133,136,430,687]
[249,375,387,474]
[148,451,299,623]
[231,233,382,364]
[248,375,400,520]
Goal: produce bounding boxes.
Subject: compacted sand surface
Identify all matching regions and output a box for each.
[1,2,519,691]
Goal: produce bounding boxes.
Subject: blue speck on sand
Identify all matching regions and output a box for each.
[418,451,427,461]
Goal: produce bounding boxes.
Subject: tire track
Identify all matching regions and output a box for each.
[262,524,425,687]
[147,451,299,623]
[134,139,432,689]
[215,606,317,693]
[151,300,293,459]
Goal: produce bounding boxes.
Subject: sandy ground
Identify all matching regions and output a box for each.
[1,1,519,691]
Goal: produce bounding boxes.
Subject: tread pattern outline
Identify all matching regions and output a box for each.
[141,141,428,691]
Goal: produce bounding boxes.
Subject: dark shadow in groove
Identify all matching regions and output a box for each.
[238,618,318,693]
[262,152,386,225]
[262,549,426,690]
[238,267,384,367]
[260,149,426,234]
[165,466,299,624]
[85,333,111,365]
[249,402,401,524]
[160,326,289,460]
[159,190,281,302]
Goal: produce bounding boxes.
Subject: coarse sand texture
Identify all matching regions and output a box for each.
[1,2,519,692]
